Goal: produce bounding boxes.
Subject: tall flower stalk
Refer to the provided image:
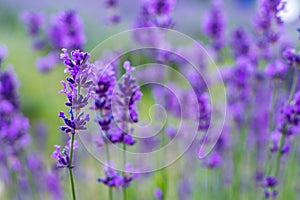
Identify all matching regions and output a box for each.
[97,61,141,200]
[52,49,93,200]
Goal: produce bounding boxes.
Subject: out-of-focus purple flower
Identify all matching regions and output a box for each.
[260,176,279,199]
[21,12,44,36]
[106,14,121,25]
[201,151,223,169]
[35,52,59,73]
[105,0,118,8]
[177,179,191,200]
[254,0,286,46]
[123,163,138,187]
[0,50,33,196]
[45,168,63,199]
[154,188,163,199]
[92,59,117,132]
[198,93,211,131]
[224,57,254,124]
[202,0,226,53]
[98,166,124,187]
[113,61,142,126]
[48,10,85,50]
[264,59,288,79]
[0,45,8,64]
[230,27,256,61]
[135,0,175,28]
[147,0,175,15]
[283,48,300,67]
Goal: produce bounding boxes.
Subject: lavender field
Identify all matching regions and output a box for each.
[0,0,300,199]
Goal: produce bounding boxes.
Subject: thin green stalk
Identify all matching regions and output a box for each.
[273,132,286,176]
[122,142,127,200]
[69,133,76,200]
[288,67,299,102]
[104,140,113,200]
[273,68,299,177]
[269,85,278,131]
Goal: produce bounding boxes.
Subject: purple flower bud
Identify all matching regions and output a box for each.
[154,188,163,199]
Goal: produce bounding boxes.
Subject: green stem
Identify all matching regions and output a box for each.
[273,132,286,176]
[273,68,299,177]
[269,85,278,132]
[68,133,76,200]
[122,142,127,200]
[104,140,113,200]
[288,67,299,102]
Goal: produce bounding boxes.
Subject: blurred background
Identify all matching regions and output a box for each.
[0,0,299,199]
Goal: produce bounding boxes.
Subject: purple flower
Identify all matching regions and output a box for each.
[51,139,78,168]
[262,176,278,188]
[201,151,223,169]
[35,52,59,73]
[48,10,85,50]
[113,61,142,127]
[98,166,124,187]
[198,93,211,131]
[0,45,8,64]
[147,0,175,15]
[230,27,256,61]
[254,0,286,45]
[21,12,44,37]
[135,0,175,28]
[264,59,288,79]
[53,49,93,169]
[154,188,163,199]
[282,48,300,67]
[105,0,118,8]
[202,0,226,52]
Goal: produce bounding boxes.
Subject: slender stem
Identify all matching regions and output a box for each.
[269,84,278,132]
[273,132,286,176]
[288,67,299,102]
[122,142,127,200]
[273,68,299,177]
[68,133,76,200]
[104,140,113,200]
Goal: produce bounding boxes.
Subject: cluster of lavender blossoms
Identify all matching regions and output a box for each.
[202,0,226,60]
[95,61,141,199]
[0,46,62,199]
[52,49,93,199]
[22,10,86,72]
[104,0,121,24]
[135,0,175,29]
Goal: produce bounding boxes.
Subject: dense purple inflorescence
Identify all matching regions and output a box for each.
[52,49,93,168]
[22,10,86,73]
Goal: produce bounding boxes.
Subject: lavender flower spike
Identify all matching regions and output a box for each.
[53,49,93,200]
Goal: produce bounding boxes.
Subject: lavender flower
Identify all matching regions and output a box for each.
[230,27,256,61]
[202,0,226,53]
[261,176,278,199]
[154,188,163,199]
[264,59,288,79]
[282,48,300,67]
[35,52,58,73]
[104,0,121,24]
[254,0,286,49]
[48,11,85,50]
[113,61,142,129]
[0,45,8,64]
[135,0,175,28]
[51,140,78,168]
[0,49,33,198]
[98,166,124,187]
[22,10,86,73]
